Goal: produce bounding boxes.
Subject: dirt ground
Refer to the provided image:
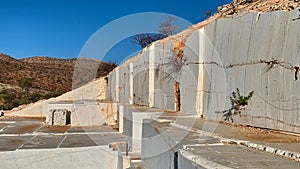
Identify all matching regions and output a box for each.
[13,124,41,134]
[239,126,300,143]
[219,121,300,143]
[0,116,45,121]
[41,125,71,133]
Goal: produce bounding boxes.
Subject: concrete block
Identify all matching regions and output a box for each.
[122,105,133,138]
[119,105,125,133]
[120,104,162,151]
[141,119,174,169]
[47,102,74,125]
[47,109,71,126]
[131,111,162,151]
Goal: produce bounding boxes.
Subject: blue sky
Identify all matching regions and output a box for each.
[0,0,231,63]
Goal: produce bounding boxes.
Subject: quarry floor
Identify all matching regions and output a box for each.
[0,117,125,151]
[150,112,300,168]
[158,112,300,153]
[1,115,300,168]
[195,118,300,153]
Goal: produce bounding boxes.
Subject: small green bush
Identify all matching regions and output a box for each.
[28,93,42,102]
[0,89,65,110]
[0,90,16,103]
[222,88,254,122]
[18,78,34,91]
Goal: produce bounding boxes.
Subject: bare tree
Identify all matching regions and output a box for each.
[131,33,166,48]
[132,17,177,48]
[203,9,215,19]
[159,16,177,36]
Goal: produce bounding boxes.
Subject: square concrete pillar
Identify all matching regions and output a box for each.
[120,105,162,152]
[131,111,162,152]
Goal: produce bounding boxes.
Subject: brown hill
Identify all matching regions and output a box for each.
[0,53,117,92]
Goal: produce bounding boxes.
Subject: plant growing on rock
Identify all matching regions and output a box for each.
[222,88,254,122]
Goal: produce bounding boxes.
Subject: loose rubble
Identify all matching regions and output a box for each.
[218,0,300,17]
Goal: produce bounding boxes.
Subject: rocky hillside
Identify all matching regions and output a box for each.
[166,0,299,46]
[0,53,116,110]
[218,0,299,17]
[0,53,117,92]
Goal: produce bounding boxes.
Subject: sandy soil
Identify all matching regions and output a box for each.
[219,121,300,143]
[42,125,71,133]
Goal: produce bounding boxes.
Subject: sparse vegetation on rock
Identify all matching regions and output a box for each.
[0,87,65,110]
[0,54,117,92]
[18,78,34,91]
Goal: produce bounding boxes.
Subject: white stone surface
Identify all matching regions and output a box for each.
[119,105,125,133]
[131,111,162,151]
[198,9,300,132]
[149,44,156,108]
[0,146,119,169]
[129,63,134,104]
[120,104,162,151]
[72,102,117,126]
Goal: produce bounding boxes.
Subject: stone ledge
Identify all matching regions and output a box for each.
[171,120,300,162]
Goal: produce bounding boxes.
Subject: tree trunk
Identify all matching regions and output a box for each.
[174,81,180,112]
